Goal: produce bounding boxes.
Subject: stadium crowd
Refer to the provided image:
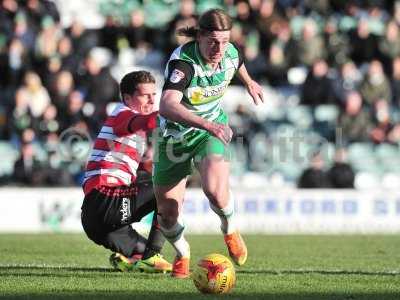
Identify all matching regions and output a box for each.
[0,0,400,188]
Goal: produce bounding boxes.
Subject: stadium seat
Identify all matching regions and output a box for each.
[230,144,248,176]
[241,172,269,188]
[319,142,336,165]
[287,66,307,85]
[221,86,247,113]
[348,143,382,174]
[313,105,339,141]
[375,143,400,173]
[0,142,19,176]
[313,105,339,123]
[143,0,179,28]
[354,172,381,189]
[286,105,313,129]
[98,0,140,23]
[381,173,400,189]
[196,0,223,14]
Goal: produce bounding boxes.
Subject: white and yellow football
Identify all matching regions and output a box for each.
[191,253,236,294]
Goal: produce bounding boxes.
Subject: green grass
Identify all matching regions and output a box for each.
[1,234,400,299]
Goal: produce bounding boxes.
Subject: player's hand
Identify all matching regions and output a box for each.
[205,122,233,145]
[246,80,264,105]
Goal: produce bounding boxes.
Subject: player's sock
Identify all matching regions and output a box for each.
[158,215,190,258]
[142,212,166,260]
[210,191,236,235]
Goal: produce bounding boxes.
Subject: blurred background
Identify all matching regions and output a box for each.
[0,0,400,234]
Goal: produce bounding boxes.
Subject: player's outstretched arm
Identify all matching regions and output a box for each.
[114,111,158,136]
[236,64,264,105]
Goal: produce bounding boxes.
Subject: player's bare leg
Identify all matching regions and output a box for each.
[199,155,248,266]
[155,178,190,278]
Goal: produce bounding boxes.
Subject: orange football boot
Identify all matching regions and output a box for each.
[224,231,248,266]
[171,256,190,279]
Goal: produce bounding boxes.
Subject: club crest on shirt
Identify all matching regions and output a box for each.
[169,69,185,83]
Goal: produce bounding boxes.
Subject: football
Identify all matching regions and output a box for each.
[191,253,236,294]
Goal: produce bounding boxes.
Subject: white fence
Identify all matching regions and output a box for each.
[1,188,399,234]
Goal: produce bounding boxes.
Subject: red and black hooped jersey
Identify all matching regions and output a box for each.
[83,103,157,195]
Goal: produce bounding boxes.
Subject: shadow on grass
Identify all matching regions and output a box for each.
[0,266,399,277]
[1,292,400,300]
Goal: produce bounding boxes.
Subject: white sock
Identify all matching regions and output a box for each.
[157,215,190,258]
[210,191,236,235]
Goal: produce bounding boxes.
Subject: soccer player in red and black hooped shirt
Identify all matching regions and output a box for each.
[81,71,171,273]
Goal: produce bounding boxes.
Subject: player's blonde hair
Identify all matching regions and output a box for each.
[177,8,232,38]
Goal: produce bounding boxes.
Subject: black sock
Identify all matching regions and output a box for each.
[142,212,165,260]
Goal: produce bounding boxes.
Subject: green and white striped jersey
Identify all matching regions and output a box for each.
[159,41,242,140]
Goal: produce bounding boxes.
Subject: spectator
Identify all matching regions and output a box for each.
[230,104,261,167]
[164,0,197,54]
[34,16,61,61]
[59,90,90,132]
[9,88,33,139]
[5,38,30,89]
[350,18,379,65]
[332,60,363,104]
[76,49,119,128]
[360,59,392,106]
[337,91,373,143]
[301,59,335,106]
[296,19,326,66]
[298,152,331,188]
[235,0,257,36]
[378,20,400,70]
[234,2,265,82]
[66,19,98,62]
[99,15,122,55]
[57,36,79,73]
[124,10,164,70]
[125,10,152,49]
[391,56,400,107]
[264,43,288,86]
[255,0,284,52]
[12,12,36,52]
[48,70,75,112]
[42,133,75,186]
[25,0,60,30]
[369,99,400,144]
[0,0,19,39]
[327,147,355,188]
[34,104,59,141]
[41,55,62,91]
[323,17,350,67]
[12,129,45,186]
[20,71,50,118]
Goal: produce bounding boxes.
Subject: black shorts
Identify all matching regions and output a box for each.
[81,180,156,257]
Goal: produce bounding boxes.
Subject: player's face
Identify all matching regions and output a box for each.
[198,30,230,65]
[126,83,156,114]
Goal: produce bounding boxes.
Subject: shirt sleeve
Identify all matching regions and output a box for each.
[113,111,158,136]
[163,59,194,92]
[231,43,244,69]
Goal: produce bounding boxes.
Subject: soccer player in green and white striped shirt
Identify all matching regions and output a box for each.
[153,8,264,278]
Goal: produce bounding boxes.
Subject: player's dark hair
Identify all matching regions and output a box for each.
[119,71,155,98]
[177,9,232,38]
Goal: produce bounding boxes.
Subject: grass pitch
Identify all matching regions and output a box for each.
[0,234,400,299]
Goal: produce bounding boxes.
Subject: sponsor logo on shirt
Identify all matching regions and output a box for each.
[203,83,227,98]
[120,197,131,224]
[191,89,203,104]
[169,69,185,83]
